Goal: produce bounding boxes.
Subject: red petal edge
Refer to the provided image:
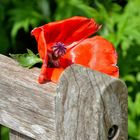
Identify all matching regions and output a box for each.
[60,36,119,78]
[32,16,101,50]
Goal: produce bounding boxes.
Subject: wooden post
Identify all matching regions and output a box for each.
[0,54,127,140]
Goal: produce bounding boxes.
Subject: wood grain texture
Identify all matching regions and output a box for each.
[0,54,57,140]
[0,54,128,140]
[56,64,128,140]
[10,130,34,140]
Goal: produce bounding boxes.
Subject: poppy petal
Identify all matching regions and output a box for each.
[60,36,119,78]
[36,16,101,48]
[38,64,48,84]
[31,27,42,41]
[38,64,64,84]
[33,30,48,61]
[46,68,64,83]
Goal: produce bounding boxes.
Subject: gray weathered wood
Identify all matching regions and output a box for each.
[0,54,56,140]
[0,54,127,140]
[56,65,128,140]
[10,130,34,140]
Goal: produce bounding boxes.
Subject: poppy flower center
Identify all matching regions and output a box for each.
[48,42,66,68]
[52,42,66,58]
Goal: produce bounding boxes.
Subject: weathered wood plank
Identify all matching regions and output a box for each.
[10,130,34,140]
[0,54,127,140]
[0,54,57,140]
[56,64,128,140]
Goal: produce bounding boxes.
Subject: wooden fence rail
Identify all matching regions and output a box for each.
[0,54,127,140]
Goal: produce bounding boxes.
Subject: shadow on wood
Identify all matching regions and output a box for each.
[0,54,127,140]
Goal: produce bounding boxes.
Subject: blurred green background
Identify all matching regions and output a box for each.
[0,0,140,139]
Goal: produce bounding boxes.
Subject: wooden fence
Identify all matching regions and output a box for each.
[0,54,127,140]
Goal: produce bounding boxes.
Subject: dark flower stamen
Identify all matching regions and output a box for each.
[52,42,66,58]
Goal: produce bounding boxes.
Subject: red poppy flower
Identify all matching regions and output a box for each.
[31,16,119,84]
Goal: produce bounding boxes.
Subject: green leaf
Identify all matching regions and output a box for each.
[111,3,122,12]
[128,96,134,113]
[123,74,136,83]
[128,95,136,119]
[11,19,29,38]
[128,117,139,139]
[135,93,140,116]
[54,0,99,20]
[9,6,43,39]
[37,0,50,18]
[136,72,140,82]
[10,49,42,68]
[70,0,99,19]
